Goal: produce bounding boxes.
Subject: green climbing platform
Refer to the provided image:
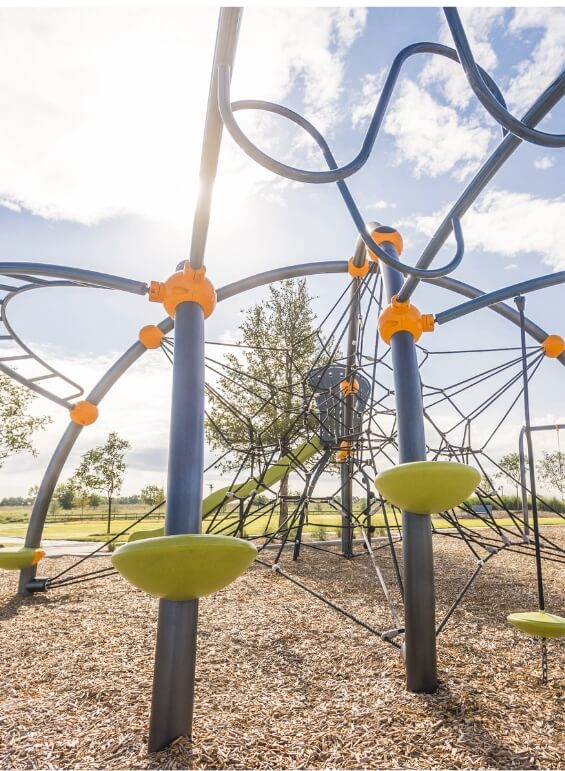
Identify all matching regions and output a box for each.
[507,611,565,639]
[374,460,481,515]
[111,534,257,601]
[0,547,45,570]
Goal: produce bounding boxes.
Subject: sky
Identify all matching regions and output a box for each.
[0,5,564,498]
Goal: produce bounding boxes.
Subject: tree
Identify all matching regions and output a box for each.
[70,474,91,516]
[537,451,565,499]
[75,432,130,534]
[56,481,75,510]
[495,452,522,502]
[141,484,165,509]
[0,375,51,468]
[206,279,330,528]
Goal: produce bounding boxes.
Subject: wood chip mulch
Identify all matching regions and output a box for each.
[0,531,564,770]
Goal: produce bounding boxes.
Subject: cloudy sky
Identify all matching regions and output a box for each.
[0,5,564,497]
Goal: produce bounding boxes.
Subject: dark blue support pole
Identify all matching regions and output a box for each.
[148,300,205,752]
[379,240,438,693]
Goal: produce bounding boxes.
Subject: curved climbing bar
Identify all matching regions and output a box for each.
[435,271,565,325]
[218,42,506,185]
[230,98,465,280]
[0,262,148,295]
[444,7,565,148]
[398,74,565,302]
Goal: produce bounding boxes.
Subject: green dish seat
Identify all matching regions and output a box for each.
[374,461,481,515]
[0,547,45,570]
[111,534,257,601]
[507,611,565,639]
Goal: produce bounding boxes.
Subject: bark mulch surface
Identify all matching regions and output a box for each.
[0,532,563,770]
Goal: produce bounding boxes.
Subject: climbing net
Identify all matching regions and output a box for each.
[148,268,565,646]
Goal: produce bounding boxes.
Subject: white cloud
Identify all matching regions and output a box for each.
[351,70,387,128]
[409,189,565,271]
[506,8,565,114]
[358,9,506,184]
[383,80,494,181]
[372,200,396,210]
[534,156,555,171]
[0,7,367,228]
[420,7,505,110]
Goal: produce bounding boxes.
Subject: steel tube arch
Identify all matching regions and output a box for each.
[0,263,148,295]
[17,261,564,594]
[435,272,565,326]
[397,75,565,302]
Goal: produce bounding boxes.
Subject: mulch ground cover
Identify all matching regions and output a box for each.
[0,531,563,770]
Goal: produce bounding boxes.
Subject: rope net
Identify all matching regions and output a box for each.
[153,270,564,641]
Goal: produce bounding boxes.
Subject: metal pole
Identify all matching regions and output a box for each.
[518,427,530,540]
[515,296,545,611]
[189,8,242,270]
[341,284,361,557]
[340,236,368,557]
[148,301,205,752]
[380,240,437,693]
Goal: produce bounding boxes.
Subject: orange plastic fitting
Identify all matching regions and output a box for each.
[139,324,164,349]
[348,256,370,278]
[367,226,404,262]
[32,549,46,565]
[340,378,359,397]
[378,295,435,345]
[149,264,216,319]
[69,400,99,426]
[541,334,565,358]
[336,440,353,463]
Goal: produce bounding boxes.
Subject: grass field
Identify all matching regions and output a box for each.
[0,510,563,543]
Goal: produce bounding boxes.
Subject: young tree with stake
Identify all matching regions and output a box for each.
[75,432,130,534]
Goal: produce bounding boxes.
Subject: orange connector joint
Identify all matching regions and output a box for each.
[378,295,434,345]
[336,441,353,462]
[149,264,216,319]
[348,256,370,278]
[69,401,99,426]
[541,334,565,358]
[340,379,359,397]
[139,325,164,349]
[32,549,46,565]
[367,227,404,262]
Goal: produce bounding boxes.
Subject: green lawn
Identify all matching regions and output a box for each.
[0,511,562,544]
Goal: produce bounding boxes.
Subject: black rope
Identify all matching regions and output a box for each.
[256,558,401,648]
[46,499,167,584]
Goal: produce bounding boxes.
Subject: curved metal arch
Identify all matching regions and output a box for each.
[1,280,86,407]
[18,260,564,593]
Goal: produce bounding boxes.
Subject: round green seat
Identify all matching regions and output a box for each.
[507,611,565,639]
[111,534,257,601]
[0,547,45,570]
[374,461,481,515]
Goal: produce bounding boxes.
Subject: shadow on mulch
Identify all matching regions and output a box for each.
[0,588,83,622]
[423,682,538,770]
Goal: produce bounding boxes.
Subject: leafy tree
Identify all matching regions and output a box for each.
[70,474,91,516]
[140,484,165,508]
[206,279,330,528]
[537,451,565,499]
[0,375,51,468]
[495,452,522,501]
[88,493,102,508]
[75,432,130,534]
[56,481,75,511]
